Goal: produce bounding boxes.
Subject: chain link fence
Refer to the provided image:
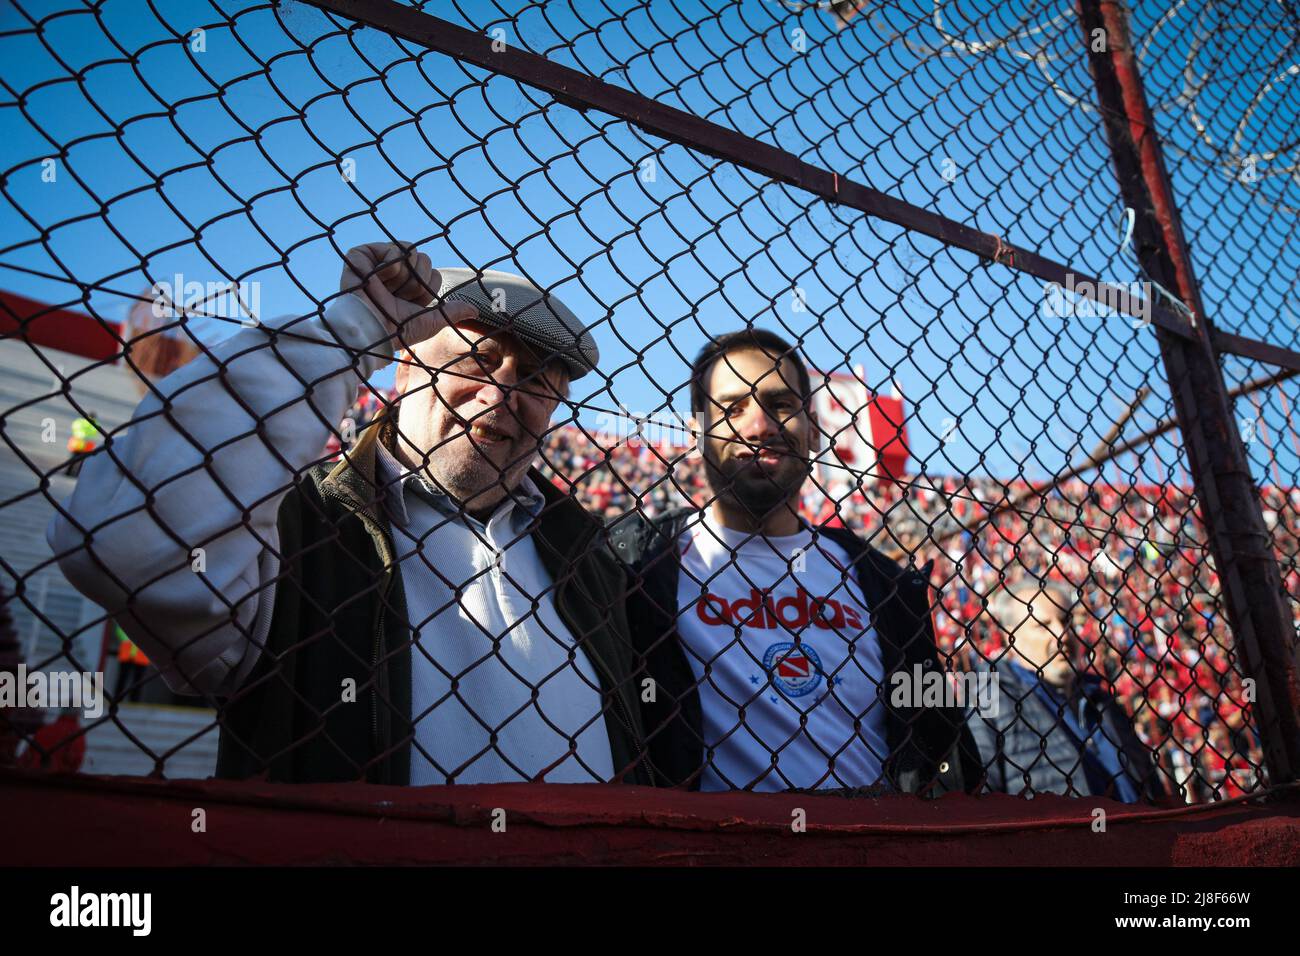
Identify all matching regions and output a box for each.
[2,0,1298,805]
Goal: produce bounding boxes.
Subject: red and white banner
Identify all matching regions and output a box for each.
[807,367,909,518]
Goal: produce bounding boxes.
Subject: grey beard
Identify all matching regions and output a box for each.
[435,455,525,502]
[420,438,533,508]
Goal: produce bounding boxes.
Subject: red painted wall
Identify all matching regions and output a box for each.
[2,769,1296,866]
[0,290,121,362]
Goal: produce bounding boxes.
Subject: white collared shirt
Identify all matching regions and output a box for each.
[374,443,614,784]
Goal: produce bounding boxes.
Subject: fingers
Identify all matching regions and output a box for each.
[342,245,393,299]
[437,299,479,326]
[396,298,478,348]
[374,243,409,289]
[341,241,481,348]
[391,250,436,305]
[350,242,436,304]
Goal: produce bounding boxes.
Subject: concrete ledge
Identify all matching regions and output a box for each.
[2,768,1297,866]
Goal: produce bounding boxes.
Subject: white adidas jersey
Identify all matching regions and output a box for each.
[675,510,888,791]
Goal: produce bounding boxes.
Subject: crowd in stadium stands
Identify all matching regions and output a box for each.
[324,386,399,457]
[912,476,1266,805]
[332,389,1269,804]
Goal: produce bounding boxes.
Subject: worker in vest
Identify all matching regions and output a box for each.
[113,624,149,703]
[64,413,102,476]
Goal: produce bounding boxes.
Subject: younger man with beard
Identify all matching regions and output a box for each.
[612,329,980,794]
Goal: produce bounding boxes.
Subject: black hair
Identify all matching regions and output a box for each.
[688,327,811,419]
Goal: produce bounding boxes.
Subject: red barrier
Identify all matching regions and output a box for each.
[0,290,121,362]
[2,769,1297,866]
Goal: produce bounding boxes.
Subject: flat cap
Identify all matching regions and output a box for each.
[434,267,599,380]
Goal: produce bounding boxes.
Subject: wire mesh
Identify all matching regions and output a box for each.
[0,0,1295,804]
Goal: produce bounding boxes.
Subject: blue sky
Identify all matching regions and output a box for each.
[2,0,1298,488]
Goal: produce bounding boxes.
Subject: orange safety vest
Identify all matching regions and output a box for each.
[115,626,150,666]
[67,417,101,454]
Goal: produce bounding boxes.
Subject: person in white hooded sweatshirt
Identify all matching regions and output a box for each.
[47,242,653,786]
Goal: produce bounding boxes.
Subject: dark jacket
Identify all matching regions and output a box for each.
[965,661,1169,802]
[608,508,983,796]
[214,418,653,786]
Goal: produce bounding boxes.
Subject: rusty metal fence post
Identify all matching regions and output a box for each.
[1079,0,1300,785]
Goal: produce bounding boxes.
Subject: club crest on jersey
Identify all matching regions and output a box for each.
[763,641,823,697]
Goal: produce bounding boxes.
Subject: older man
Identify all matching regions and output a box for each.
[965,579,1168,802]
[47,242,650,786]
